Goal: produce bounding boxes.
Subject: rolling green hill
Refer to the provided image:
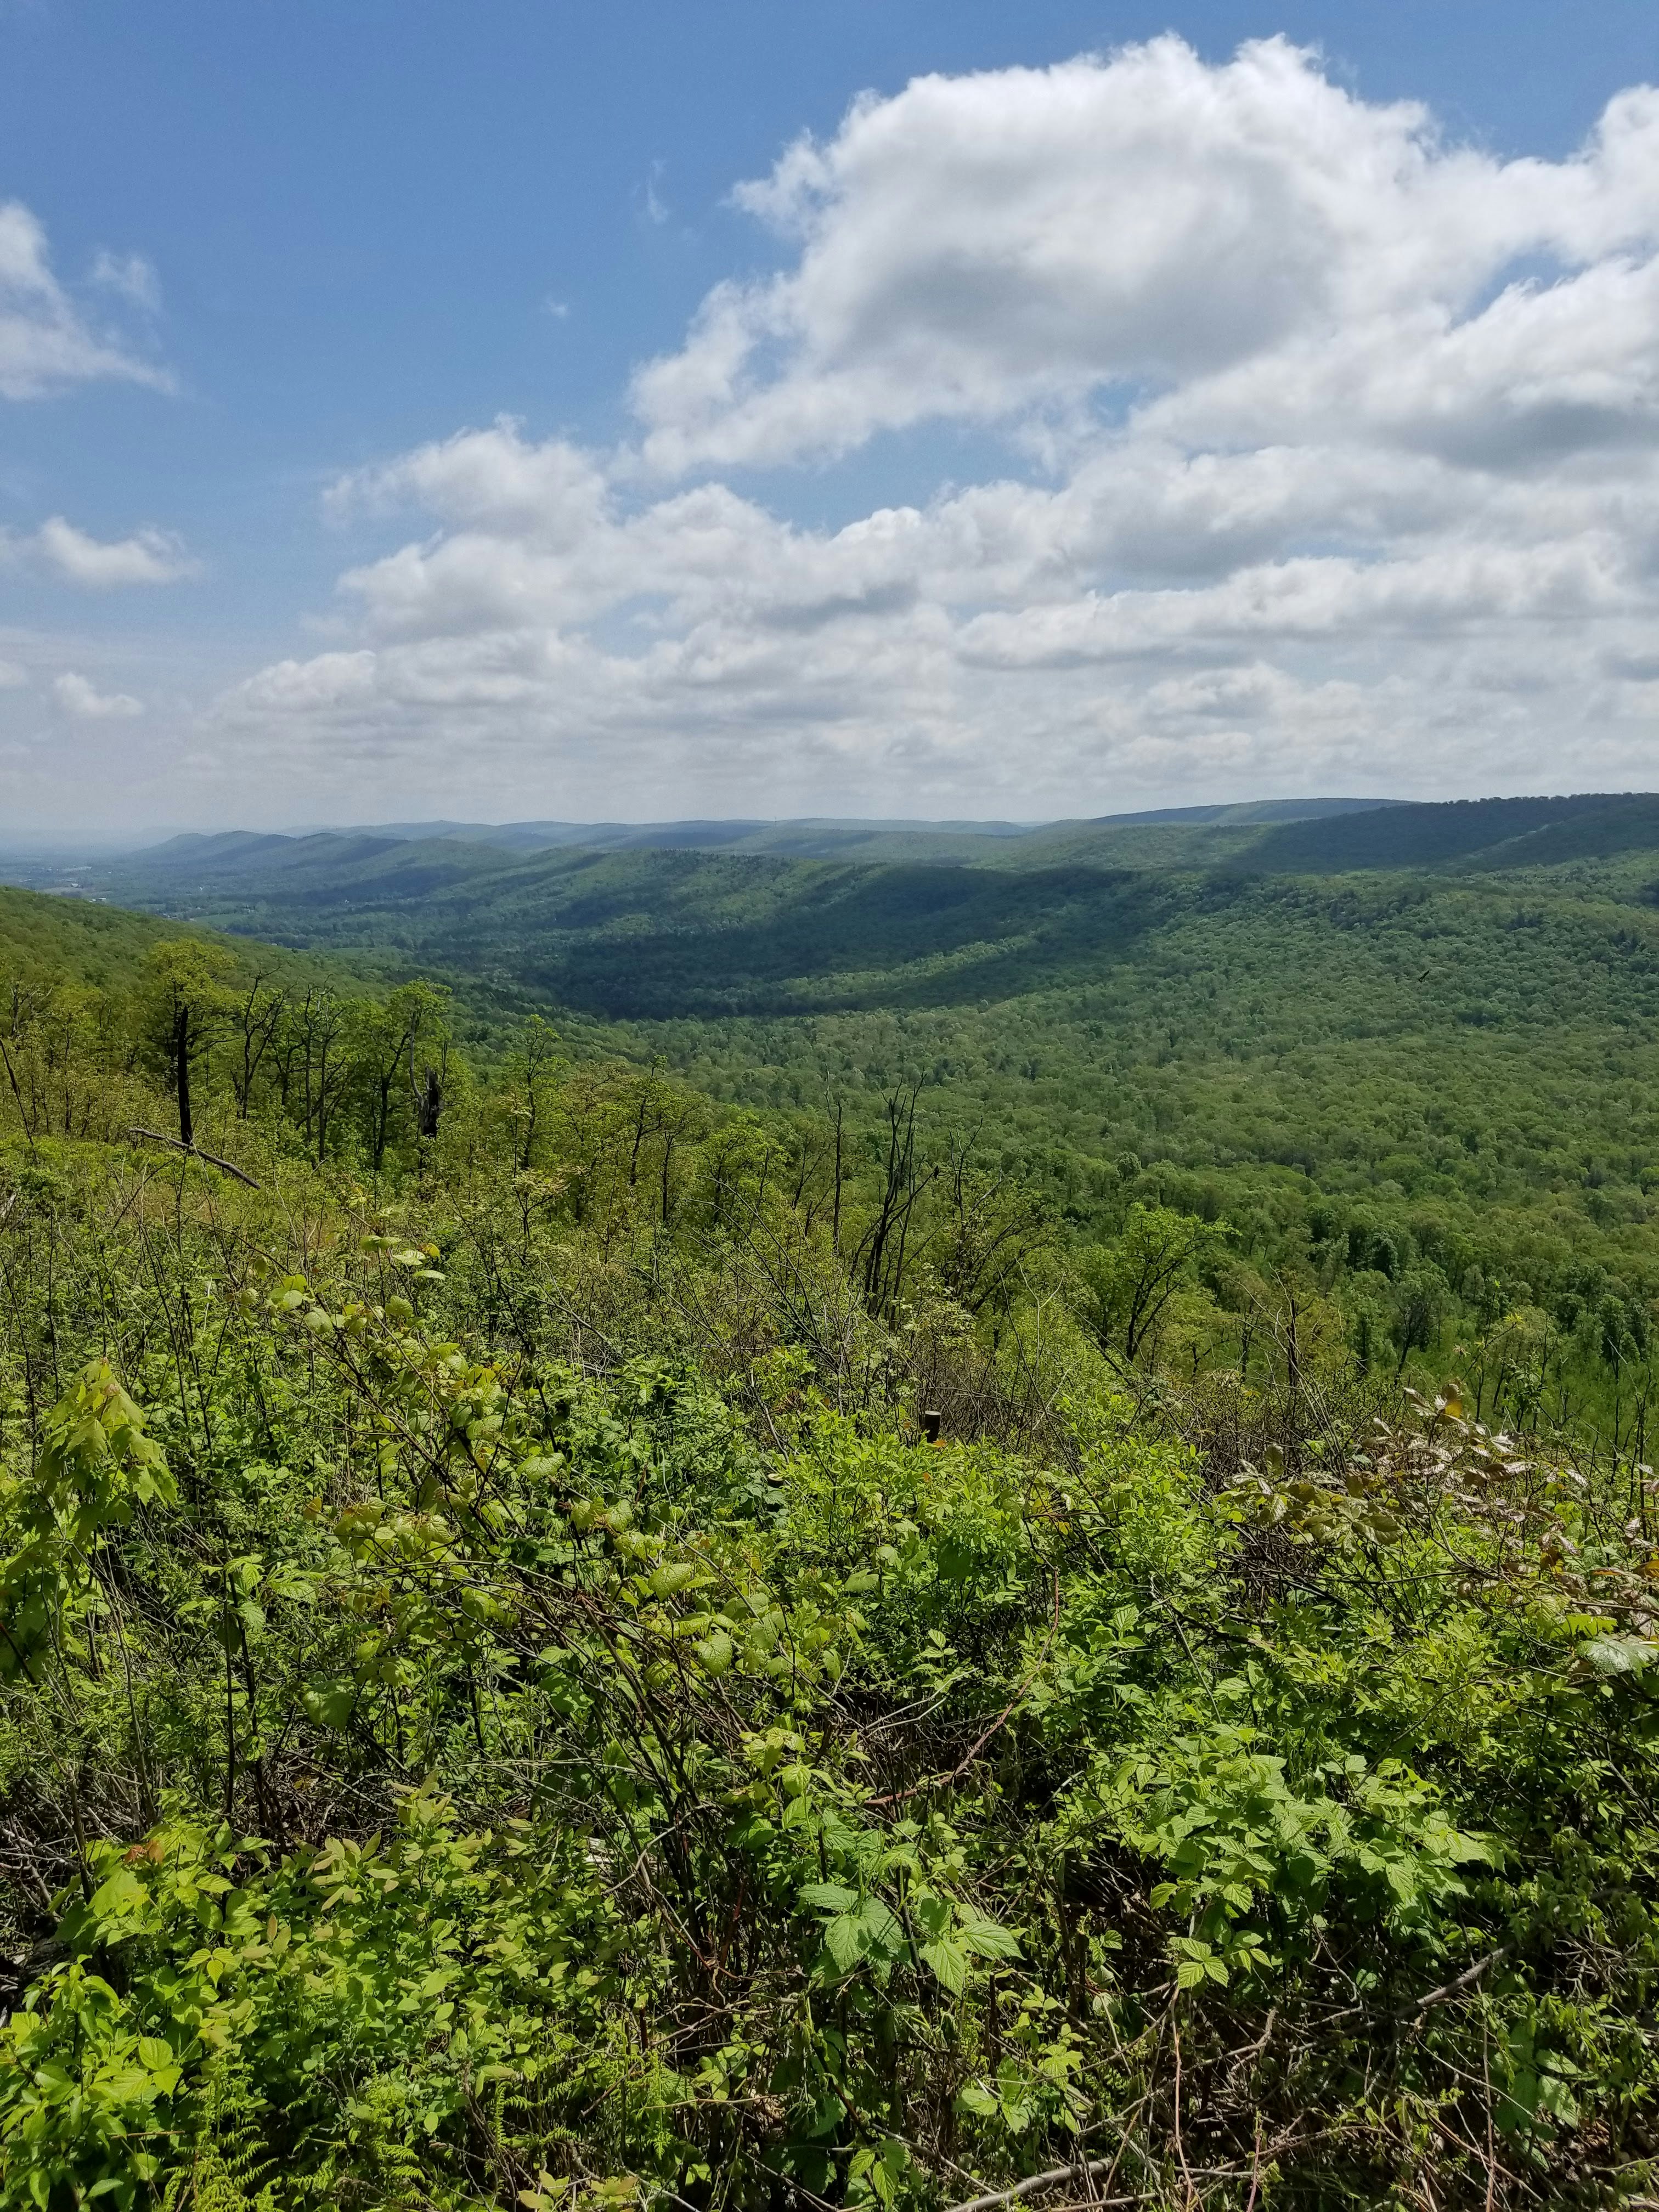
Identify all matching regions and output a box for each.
[0,877,394,1007]
[1241,790,1659,873]
[77,793,1386,872]
[16,790,1659,1403]
[9,793,1395,915]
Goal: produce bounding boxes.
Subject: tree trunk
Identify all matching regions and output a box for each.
[373,1073,392,1170]
[174,1007,194,1148]
[414,1065,442,1139]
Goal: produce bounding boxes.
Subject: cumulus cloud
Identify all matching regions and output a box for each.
[216,40,1659,815]
[53,671,143,719]
[7,516,198,587]
[629,40,1659,473]
[0,202,170,400]
[37,517,195,587]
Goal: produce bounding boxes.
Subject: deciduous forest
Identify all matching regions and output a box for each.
[0,794,1656,2209]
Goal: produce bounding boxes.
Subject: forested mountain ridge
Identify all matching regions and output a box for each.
[0,825,1654,2204]
[11,795,1659,1453]
[2,796,1402,915]
[26,793,1387,882]
[29,793,1659,1018]
[36,788,1649,907]
[1243,791,1659,874]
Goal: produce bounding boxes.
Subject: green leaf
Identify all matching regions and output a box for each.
[1580,1634,1658,1675]
[799,1882,858,1913]
[302,1683,358,1729]
[87,1866,150,1925]
[958,1908,1022,1961]
[823,1912,865,1972]
[819,1898,901,1977]
[913,1893,953,1937]
[920,1936,969,1994]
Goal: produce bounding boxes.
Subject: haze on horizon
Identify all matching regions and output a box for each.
[4,0,1659,834]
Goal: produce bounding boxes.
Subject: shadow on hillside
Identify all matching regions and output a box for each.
[1247,793,1659,874]
[509,864,1187,1018]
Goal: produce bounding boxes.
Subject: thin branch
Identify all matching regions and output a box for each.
[0,1031,38,1162]
[945,2162,1142,2212]
[1323,1944,1510,2030]
[126,1126,261,1189]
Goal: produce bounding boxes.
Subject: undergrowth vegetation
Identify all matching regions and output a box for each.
[0,933,1655,2208]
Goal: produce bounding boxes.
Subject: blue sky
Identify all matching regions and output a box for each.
[4,1,1659,831]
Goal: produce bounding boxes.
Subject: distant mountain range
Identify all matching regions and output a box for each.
[288,795,1395,860]
[0,788,1652,1028]
[5,791,1656,911]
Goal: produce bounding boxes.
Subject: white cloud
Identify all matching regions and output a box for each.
[0,202,170,399]
[89,249,161,314]
[24,516,197,587]
[0,659,26,690]
[215,42,1659,816]
[629,40,1659,474]
[53,671,143,719]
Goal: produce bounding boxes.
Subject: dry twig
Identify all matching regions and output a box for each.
[127,1126,261,1188]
